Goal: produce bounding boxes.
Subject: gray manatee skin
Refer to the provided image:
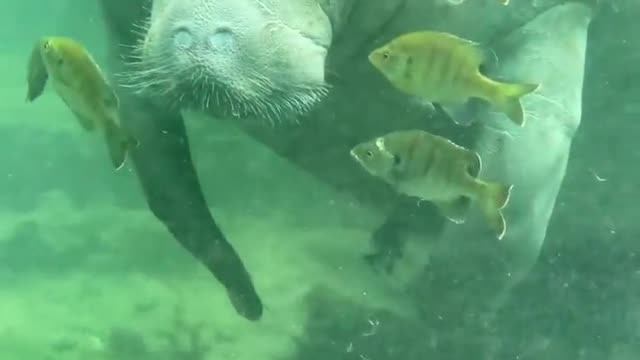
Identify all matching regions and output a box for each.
[97,0,595,321]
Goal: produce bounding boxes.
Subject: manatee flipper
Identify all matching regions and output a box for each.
[439,2,594,277]
[364,197,441,275]
[114,93,262,319]
[26,41,48,102]
[432,197,471,224]
[100,2,263,317]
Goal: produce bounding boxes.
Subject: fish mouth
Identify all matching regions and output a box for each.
[349,148,361,162]
[367,51,378,67]
[349,149,367,170]
[368,47,385,68]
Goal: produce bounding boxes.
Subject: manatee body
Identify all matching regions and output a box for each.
[96,0,595,323]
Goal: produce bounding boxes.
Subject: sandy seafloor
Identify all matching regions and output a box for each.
[0,53,426,360]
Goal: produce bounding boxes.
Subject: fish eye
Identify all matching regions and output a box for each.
[382,51,390,60]
[393,154,402,165]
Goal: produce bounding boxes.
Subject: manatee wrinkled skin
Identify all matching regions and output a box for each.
[97,0,595,323]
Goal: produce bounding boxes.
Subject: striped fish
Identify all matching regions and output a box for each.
[368,31,539,127]
[26,37,138,169]
[350,129,513,240]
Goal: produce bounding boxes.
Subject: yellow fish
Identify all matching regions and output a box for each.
[26,36,138,170]
[350,129,513,240]
[368,31,539,127]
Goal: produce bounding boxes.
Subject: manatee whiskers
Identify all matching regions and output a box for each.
[116,36,179,93]
[115,22,329,123]
[120,60,327,124]
[116,55,180,97]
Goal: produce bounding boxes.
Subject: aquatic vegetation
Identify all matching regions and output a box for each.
[104,306,212,360]
[156,306,213,360]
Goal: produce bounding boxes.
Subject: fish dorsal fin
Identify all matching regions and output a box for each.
[464,43,487,68]
[102,82,119,109]
[437,32,487,67]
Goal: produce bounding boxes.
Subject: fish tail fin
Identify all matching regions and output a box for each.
[478,181,513,240]
[493,82,540,127]
[104,119,139,170]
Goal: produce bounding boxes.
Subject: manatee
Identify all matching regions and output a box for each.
[95,0,597,322]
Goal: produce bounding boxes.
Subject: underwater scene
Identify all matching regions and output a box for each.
[2,1,639,359]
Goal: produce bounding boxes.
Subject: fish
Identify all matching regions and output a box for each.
[350,129,513,240]
[26,36,138,170]
[368,31,539,127]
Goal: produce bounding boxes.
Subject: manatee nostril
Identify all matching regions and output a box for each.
[208,26,236,52]
[172,27,194,49]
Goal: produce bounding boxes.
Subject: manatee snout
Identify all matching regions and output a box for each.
[137,0,333,118]
[170,26,236,53]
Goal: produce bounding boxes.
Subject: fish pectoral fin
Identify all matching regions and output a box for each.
[409,96,438,114]
[26,41,48,102]
[433,197,471,224]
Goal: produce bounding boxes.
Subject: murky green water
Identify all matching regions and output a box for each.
[1,1,638,359]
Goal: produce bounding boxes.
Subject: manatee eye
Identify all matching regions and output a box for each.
[42,41,50,50]
[57,58,64,66]
[366,150,374,157]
